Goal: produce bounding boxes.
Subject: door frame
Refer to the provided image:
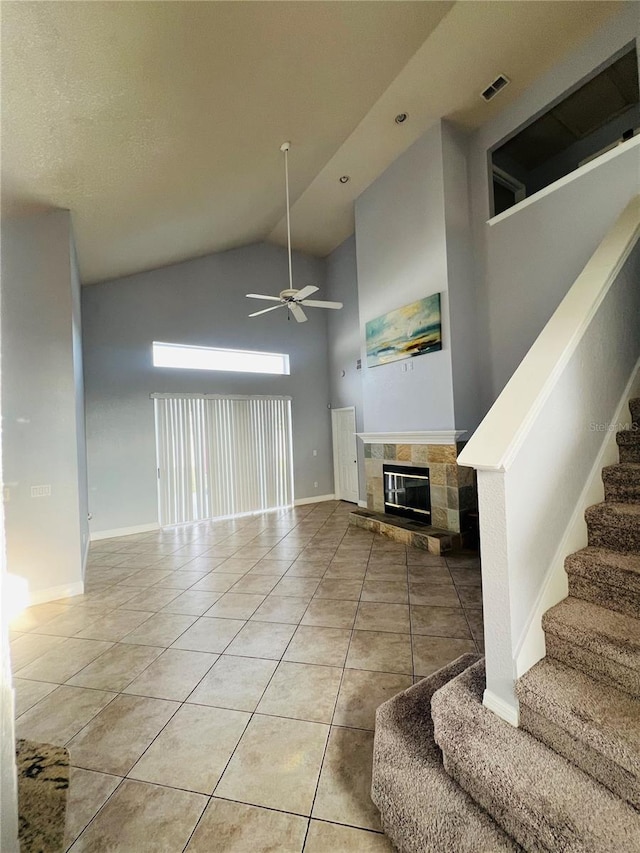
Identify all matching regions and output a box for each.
[331,406,359,503]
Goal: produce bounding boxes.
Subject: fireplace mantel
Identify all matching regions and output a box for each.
[357,430,466,445]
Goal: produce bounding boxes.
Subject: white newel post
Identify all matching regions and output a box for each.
[474,469,520,725]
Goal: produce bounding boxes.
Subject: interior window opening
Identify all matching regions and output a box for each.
[490,45,639,217]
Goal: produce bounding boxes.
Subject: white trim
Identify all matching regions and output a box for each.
[357,430,466,445]
[514,358,640,678]
[90,522,160,542]
[294,494,336,506]
[483,688,519,727]
[459,197,640,472]
[29,581,84,607]
[358,499,368,508]
[488,136,640,227]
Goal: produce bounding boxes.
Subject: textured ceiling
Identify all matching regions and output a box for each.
[1,1,620,284]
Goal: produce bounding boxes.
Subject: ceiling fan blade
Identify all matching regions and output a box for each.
[246,293,282,302]
[249,304,286,318]
[288,303,308,323]
[294,285,319,301]
[299,299,343,309]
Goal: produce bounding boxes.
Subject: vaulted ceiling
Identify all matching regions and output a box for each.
[1,1,620,284]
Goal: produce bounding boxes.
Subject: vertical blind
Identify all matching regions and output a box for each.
[153,394,293,526]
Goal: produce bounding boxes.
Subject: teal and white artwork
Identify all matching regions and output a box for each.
[365,293,442,368]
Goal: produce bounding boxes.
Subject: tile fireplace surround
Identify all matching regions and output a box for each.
[359,432,475,534]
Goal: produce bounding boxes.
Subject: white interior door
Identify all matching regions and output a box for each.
[332,407,359,504]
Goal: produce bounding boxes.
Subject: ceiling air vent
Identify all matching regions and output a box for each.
[481,74,510,102]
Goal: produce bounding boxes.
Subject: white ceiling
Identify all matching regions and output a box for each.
[1,1,620,284]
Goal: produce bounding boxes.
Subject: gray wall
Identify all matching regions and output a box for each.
[83,242,334,534]
[1,210,87,599]
[326,235,365,501]
[469,5,640,413]
[354,123,456,433]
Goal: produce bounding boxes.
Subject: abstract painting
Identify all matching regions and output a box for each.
[365,293,442,368]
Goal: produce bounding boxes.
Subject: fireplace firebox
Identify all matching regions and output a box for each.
[383,464,431,523]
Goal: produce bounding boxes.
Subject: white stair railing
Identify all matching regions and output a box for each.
[458,196,640,725]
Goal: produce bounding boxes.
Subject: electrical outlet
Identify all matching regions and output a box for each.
[314,481,319,489]
[30,484,51,498]
[312,449,317,457]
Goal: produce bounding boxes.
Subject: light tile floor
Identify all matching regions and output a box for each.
[11,500,483,852]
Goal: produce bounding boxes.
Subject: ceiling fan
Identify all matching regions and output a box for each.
[247,142,343,324]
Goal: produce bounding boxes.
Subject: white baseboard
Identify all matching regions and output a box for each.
[483,688,519,727]
[29,580,84,607]
[514,359,640,678]
[357,499,368,508]
[90,523,160,542]
[294,494,336,506]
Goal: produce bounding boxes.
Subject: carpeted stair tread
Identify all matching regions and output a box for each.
[371,653,521,852]
[516,658,640,808]
[618,430,640,463]
[432,661,640,852]
[602,463,640,502]
[543,597,640,695]
[565,547,640,618]
[585,501,640,552]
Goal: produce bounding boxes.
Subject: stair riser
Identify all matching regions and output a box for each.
[545,635,640,698]
[603,480,640,503]
[442,754,549,852]
[619,444,640,464]
[519,705,639,810]
[568,574,640,620]
[587,519,640,553]
[565,553,640,598]
[630,399,640,428]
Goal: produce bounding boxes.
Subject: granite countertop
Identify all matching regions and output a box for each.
[15,739,69,853]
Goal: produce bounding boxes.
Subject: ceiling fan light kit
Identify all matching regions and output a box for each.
[246,143,343,324]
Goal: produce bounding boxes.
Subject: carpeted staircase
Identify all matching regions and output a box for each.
[372,398,640,852]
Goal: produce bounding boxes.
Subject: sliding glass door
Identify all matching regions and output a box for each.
[153,394,293,526]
